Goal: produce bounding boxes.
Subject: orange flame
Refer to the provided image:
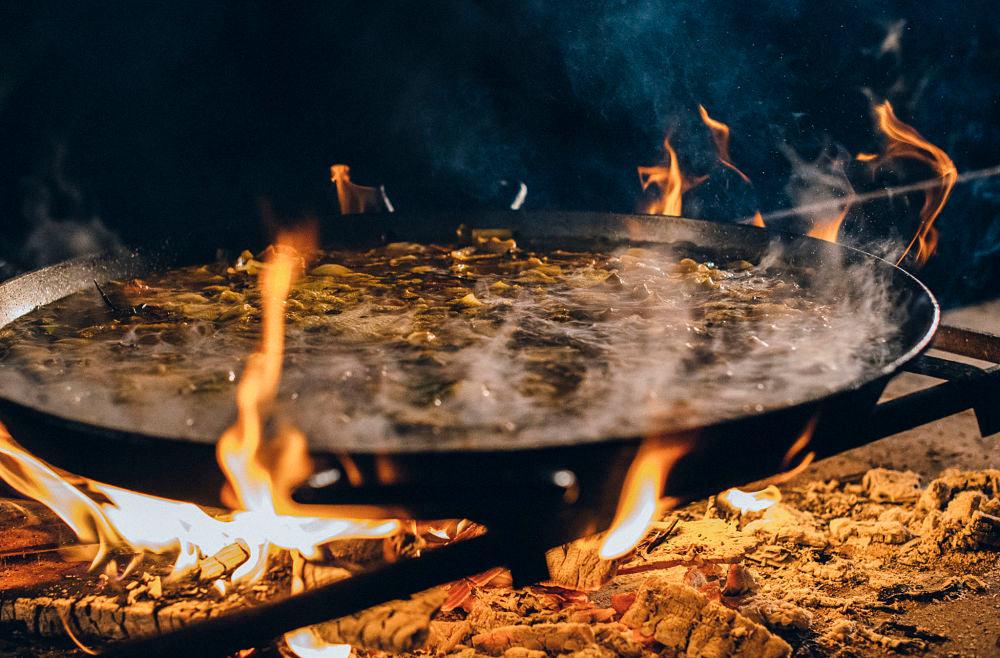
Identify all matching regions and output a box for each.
[698,105,751,184]
[598,438,686,559]
[0,427,119,567]
[638,137,705,216]
[0,228,397,585]
[798,155,855,244]
[330,164,384,215]
[867,101,957,266]
[805,203,852,243]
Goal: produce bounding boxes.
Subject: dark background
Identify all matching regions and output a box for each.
[1,1,997,307]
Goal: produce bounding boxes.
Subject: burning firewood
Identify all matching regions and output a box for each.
[2,466,997,656]
[197,541,250,581]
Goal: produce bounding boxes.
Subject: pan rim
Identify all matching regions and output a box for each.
[0,211,940,455]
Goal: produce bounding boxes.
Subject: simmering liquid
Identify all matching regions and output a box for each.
[0,238,897,451]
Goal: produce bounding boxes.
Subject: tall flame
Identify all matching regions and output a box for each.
[0,229,397,586]
[598,439,686,560]
[638,137,705,217]
[698,105,751,184]
[868,101,957,266]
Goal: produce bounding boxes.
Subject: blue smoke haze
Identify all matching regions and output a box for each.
[0,1,997,305]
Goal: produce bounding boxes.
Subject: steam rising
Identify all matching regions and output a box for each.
[0,239,901,453]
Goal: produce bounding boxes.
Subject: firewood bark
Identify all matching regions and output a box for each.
[0,590,248,640]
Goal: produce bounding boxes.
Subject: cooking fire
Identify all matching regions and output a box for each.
[1,4,999,657]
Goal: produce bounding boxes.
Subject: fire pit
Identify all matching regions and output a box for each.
[0,203,997,656]
[0,9,998,653]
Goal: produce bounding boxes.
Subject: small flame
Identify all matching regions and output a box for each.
[638,137,704,216]
[723,485,781,514]
[806,203,852,243]
[778,419,816,478]
[330,164,387,215]
[599,440,686,559]
[787,148,855,244]
[867,101,957,266]
[698,105,751,184]
[284,629,351,658]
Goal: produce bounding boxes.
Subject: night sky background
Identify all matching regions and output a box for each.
[1,1,997,307]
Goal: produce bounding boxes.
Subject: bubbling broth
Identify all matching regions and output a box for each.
[0,237,898,450]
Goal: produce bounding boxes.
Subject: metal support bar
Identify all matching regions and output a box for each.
[102,534,505,658]
[933,325,1000,363]
[870,325,1000,439]
[901,354,988,380]
[105,474,584,657]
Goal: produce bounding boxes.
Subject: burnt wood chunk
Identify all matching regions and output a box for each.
[197,542,250,581]
[621,576,791,657]
[544,535,616,591]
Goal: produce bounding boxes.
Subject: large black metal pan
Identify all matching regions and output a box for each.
[0,211,938,525]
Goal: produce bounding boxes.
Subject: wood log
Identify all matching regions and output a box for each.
[310,587,447,653]
[197,542,250,581]
[0,559,284,643]
[544,535,616,591]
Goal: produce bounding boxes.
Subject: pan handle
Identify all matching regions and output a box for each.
[868,325,1000,439]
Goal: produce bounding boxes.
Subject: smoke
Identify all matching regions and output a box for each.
[781,143,855,237]
[0,3,997,303]
[15,141,121,268]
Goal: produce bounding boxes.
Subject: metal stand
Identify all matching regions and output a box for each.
[870,325,1000,438]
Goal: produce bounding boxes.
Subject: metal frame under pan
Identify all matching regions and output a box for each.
[0,211,938,513]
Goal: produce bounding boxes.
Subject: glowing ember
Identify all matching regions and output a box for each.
[723,485,781,514]
[698,105,751,184]
[285,629,351,658]
[866,101,957,267]
[599,440,686,559]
